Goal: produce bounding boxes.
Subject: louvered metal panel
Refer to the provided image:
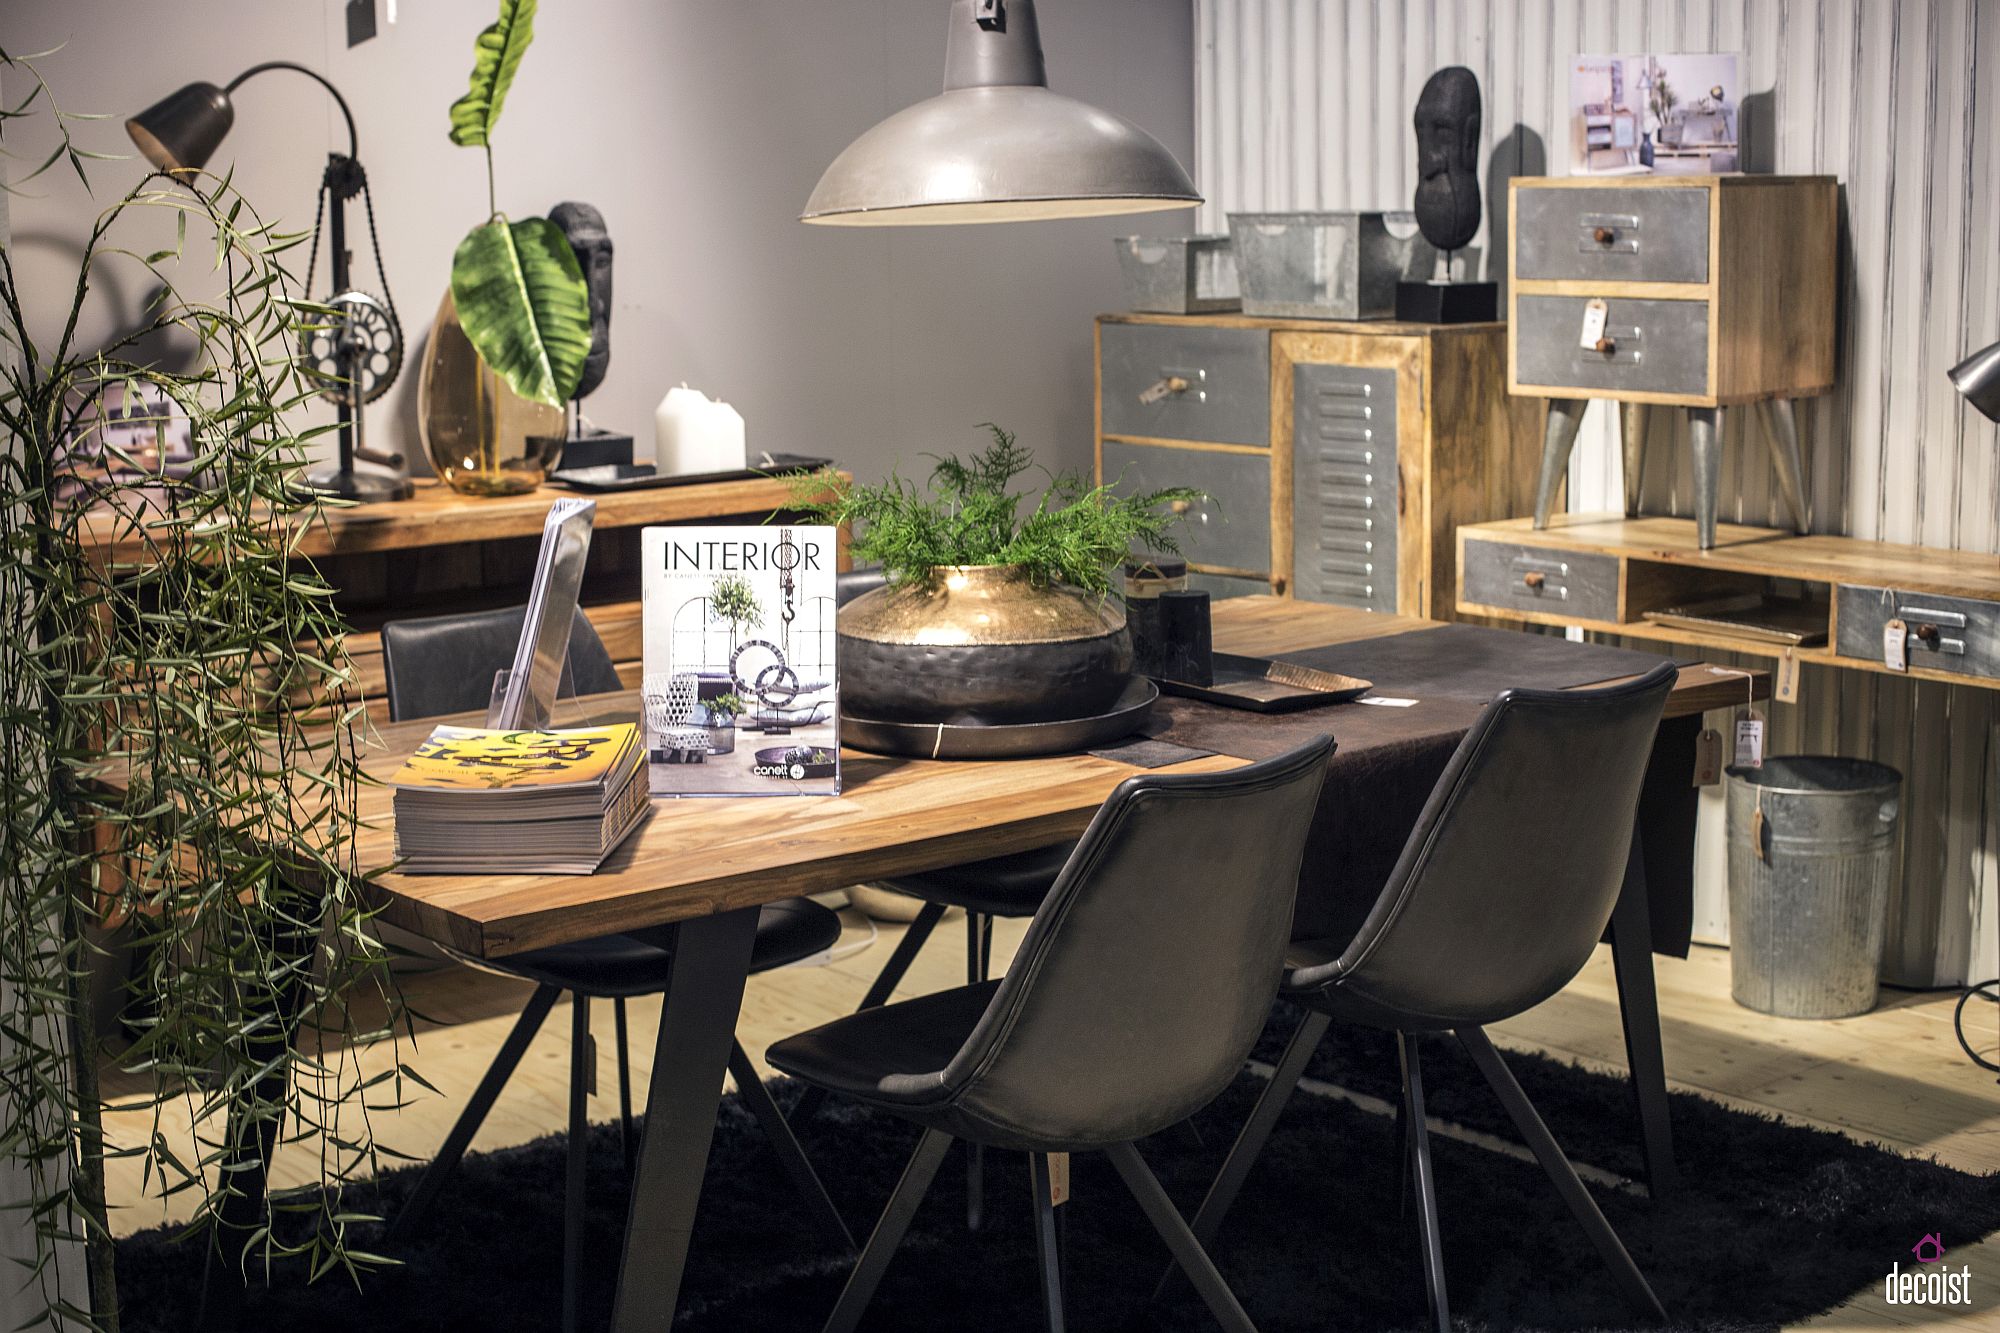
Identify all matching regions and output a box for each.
[1291,362,1398,612]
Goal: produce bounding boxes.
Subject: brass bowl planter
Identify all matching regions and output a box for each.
[839,565,1132,725]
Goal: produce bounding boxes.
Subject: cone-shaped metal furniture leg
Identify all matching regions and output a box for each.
[1619,402,1651,518]
[1689,406,1725,549]
[1533,397,1590,529]
[1755,398,1810,533]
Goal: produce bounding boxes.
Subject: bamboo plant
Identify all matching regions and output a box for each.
[0,46,406,1330]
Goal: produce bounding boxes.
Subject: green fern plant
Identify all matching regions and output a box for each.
[791,425,1203,595]
[0,47,403,1331]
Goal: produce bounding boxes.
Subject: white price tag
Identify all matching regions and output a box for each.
[1734,713,1765,769]
[1692,727,1723,786]
[1578,298,1609,350]
[1776,649,1800,703]
[1357,696,1419,708]
[1883,617,1909,672]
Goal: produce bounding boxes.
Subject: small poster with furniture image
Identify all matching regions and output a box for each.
[642,524,840,795]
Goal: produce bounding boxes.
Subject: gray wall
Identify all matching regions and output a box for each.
[1196,0,2000,986]
[2,0,1196,485]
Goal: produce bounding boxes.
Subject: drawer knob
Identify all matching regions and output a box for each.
[1169,497,1193,515]
[1593,336,1617,356]
[1593,226,1617,245]
[1138,375,1191,406]
[1522,571,1547,590]
[1913,622,1942,649]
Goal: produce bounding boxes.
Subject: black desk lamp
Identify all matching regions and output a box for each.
[128,63,411,502]
[1950,340,2000,423]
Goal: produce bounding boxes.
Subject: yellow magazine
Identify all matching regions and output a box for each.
[390,724,639,792]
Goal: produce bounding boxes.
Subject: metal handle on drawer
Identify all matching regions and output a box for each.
[1899,607,1969,629]
[1908,622,1966,656]
[1138,375,1191,406]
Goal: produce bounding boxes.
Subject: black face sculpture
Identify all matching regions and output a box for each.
[1412,67,1482,255]
[551,201,612,401]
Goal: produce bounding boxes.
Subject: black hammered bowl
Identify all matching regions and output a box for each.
[836,628,1134,725]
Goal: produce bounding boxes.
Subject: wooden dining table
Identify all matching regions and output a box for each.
[206,597,1765,1329]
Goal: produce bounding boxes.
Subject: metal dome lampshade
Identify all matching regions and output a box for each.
[801,0,1200,226]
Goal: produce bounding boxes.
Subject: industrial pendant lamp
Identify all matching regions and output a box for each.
[802,0,1200,226]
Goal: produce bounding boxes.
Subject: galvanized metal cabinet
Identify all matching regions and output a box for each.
[1095,313,1539,618]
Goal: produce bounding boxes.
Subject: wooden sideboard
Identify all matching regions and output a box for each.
[1094,312,1540,619]
[78,474,845,718]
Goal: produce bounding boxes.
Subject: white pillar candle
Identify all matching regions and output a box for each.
[654,383,748,476]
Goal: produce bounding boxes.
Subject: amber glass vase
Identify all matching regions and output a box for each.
[418,289,564,496]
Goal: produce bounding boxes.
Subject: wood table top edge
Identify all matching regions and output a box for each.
[357,598,1758,958]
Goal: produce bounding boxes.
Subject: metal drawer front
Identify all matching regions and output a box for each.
[1835,585,2000,680]
[1100,323,1270,445]
[1291,362,1398,613]
[1515,186,1710,283]
[1514,295,1709,397]
[1461,539,1619,622]
[1100,440,1272,577]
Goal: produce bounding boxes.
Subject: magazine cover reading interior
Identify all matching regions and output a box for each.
[641,524,840,796]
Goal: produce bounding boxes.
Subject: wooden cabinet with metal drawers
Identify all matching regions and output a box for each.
[1508,174,1839,551]
[1457,513,2000,694]
[1095,313,1539,618]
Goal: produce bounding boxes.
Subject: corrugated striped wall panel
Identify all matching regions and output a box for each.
[1196,0,2000,985]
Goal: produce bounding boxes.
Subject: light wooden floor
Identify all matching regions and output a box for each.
[99,903,2000,1329]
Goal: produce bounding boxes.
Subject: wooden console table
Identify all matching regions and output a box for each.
[1457,513,2000,690]
[78,474,845,717]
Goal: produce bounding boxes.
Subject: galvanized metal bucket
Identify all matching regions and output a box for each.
[1725,756,1901,1019]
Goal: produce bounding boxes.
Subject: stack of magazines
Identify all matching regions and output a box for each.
[390,723,648,874]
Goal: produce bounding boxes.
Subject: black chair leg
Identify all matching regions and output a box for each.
[1397,1032,1449,1333]
[967,911,988,1231]
[1028,1154,1067,1333]
[564,995,591,1333]
[1457,1027,1667,1323]
[822,1127,954,1333]
[793,901,949,1130]
[1107,1142,1256,1333]
[1393,1092,1412,1219]
[726,1040,855,1253]
[1154,1007,1331,1306]
[614,995,636,1177]
[390,983,560,1243]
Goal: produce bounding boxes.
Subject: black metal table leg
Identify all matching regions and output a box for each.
[1609,830,1679,1198]
[610,907,760,1331]
[197,895,315,1330]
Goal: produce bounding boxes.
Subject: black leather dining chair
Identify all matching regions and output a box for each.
[378,605,853,1333]
[1167,664,1677,1331]
[768,736,1335,1333]
[819,567,1078,1227]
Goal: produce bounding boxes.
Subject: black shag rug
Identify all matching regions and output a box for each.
[117,1006,2000,1331]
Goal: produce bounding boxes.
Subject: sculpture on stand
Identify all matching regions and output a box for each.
[1396,66,1499,324]
[537,201,635,470]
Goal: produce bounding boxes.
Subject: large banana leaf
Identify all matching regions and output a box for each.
[448,0,536,147]
[450,216,590,407]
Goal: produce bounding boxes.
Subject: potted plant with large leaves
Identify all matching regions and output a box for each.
[418,0,593,495]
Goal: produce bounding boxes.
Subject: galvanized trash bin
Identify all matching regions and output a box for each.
[1725,756,1901,1019]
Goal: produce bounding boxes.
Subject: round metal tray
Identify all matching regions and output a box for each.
[841,677,1158,760]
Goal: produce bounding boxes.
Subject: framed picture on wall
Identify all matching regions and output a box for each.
[1569,52,1743,176]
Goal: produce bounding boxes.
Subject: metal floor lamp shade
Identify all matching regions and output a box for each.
[801,0,1200,226]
